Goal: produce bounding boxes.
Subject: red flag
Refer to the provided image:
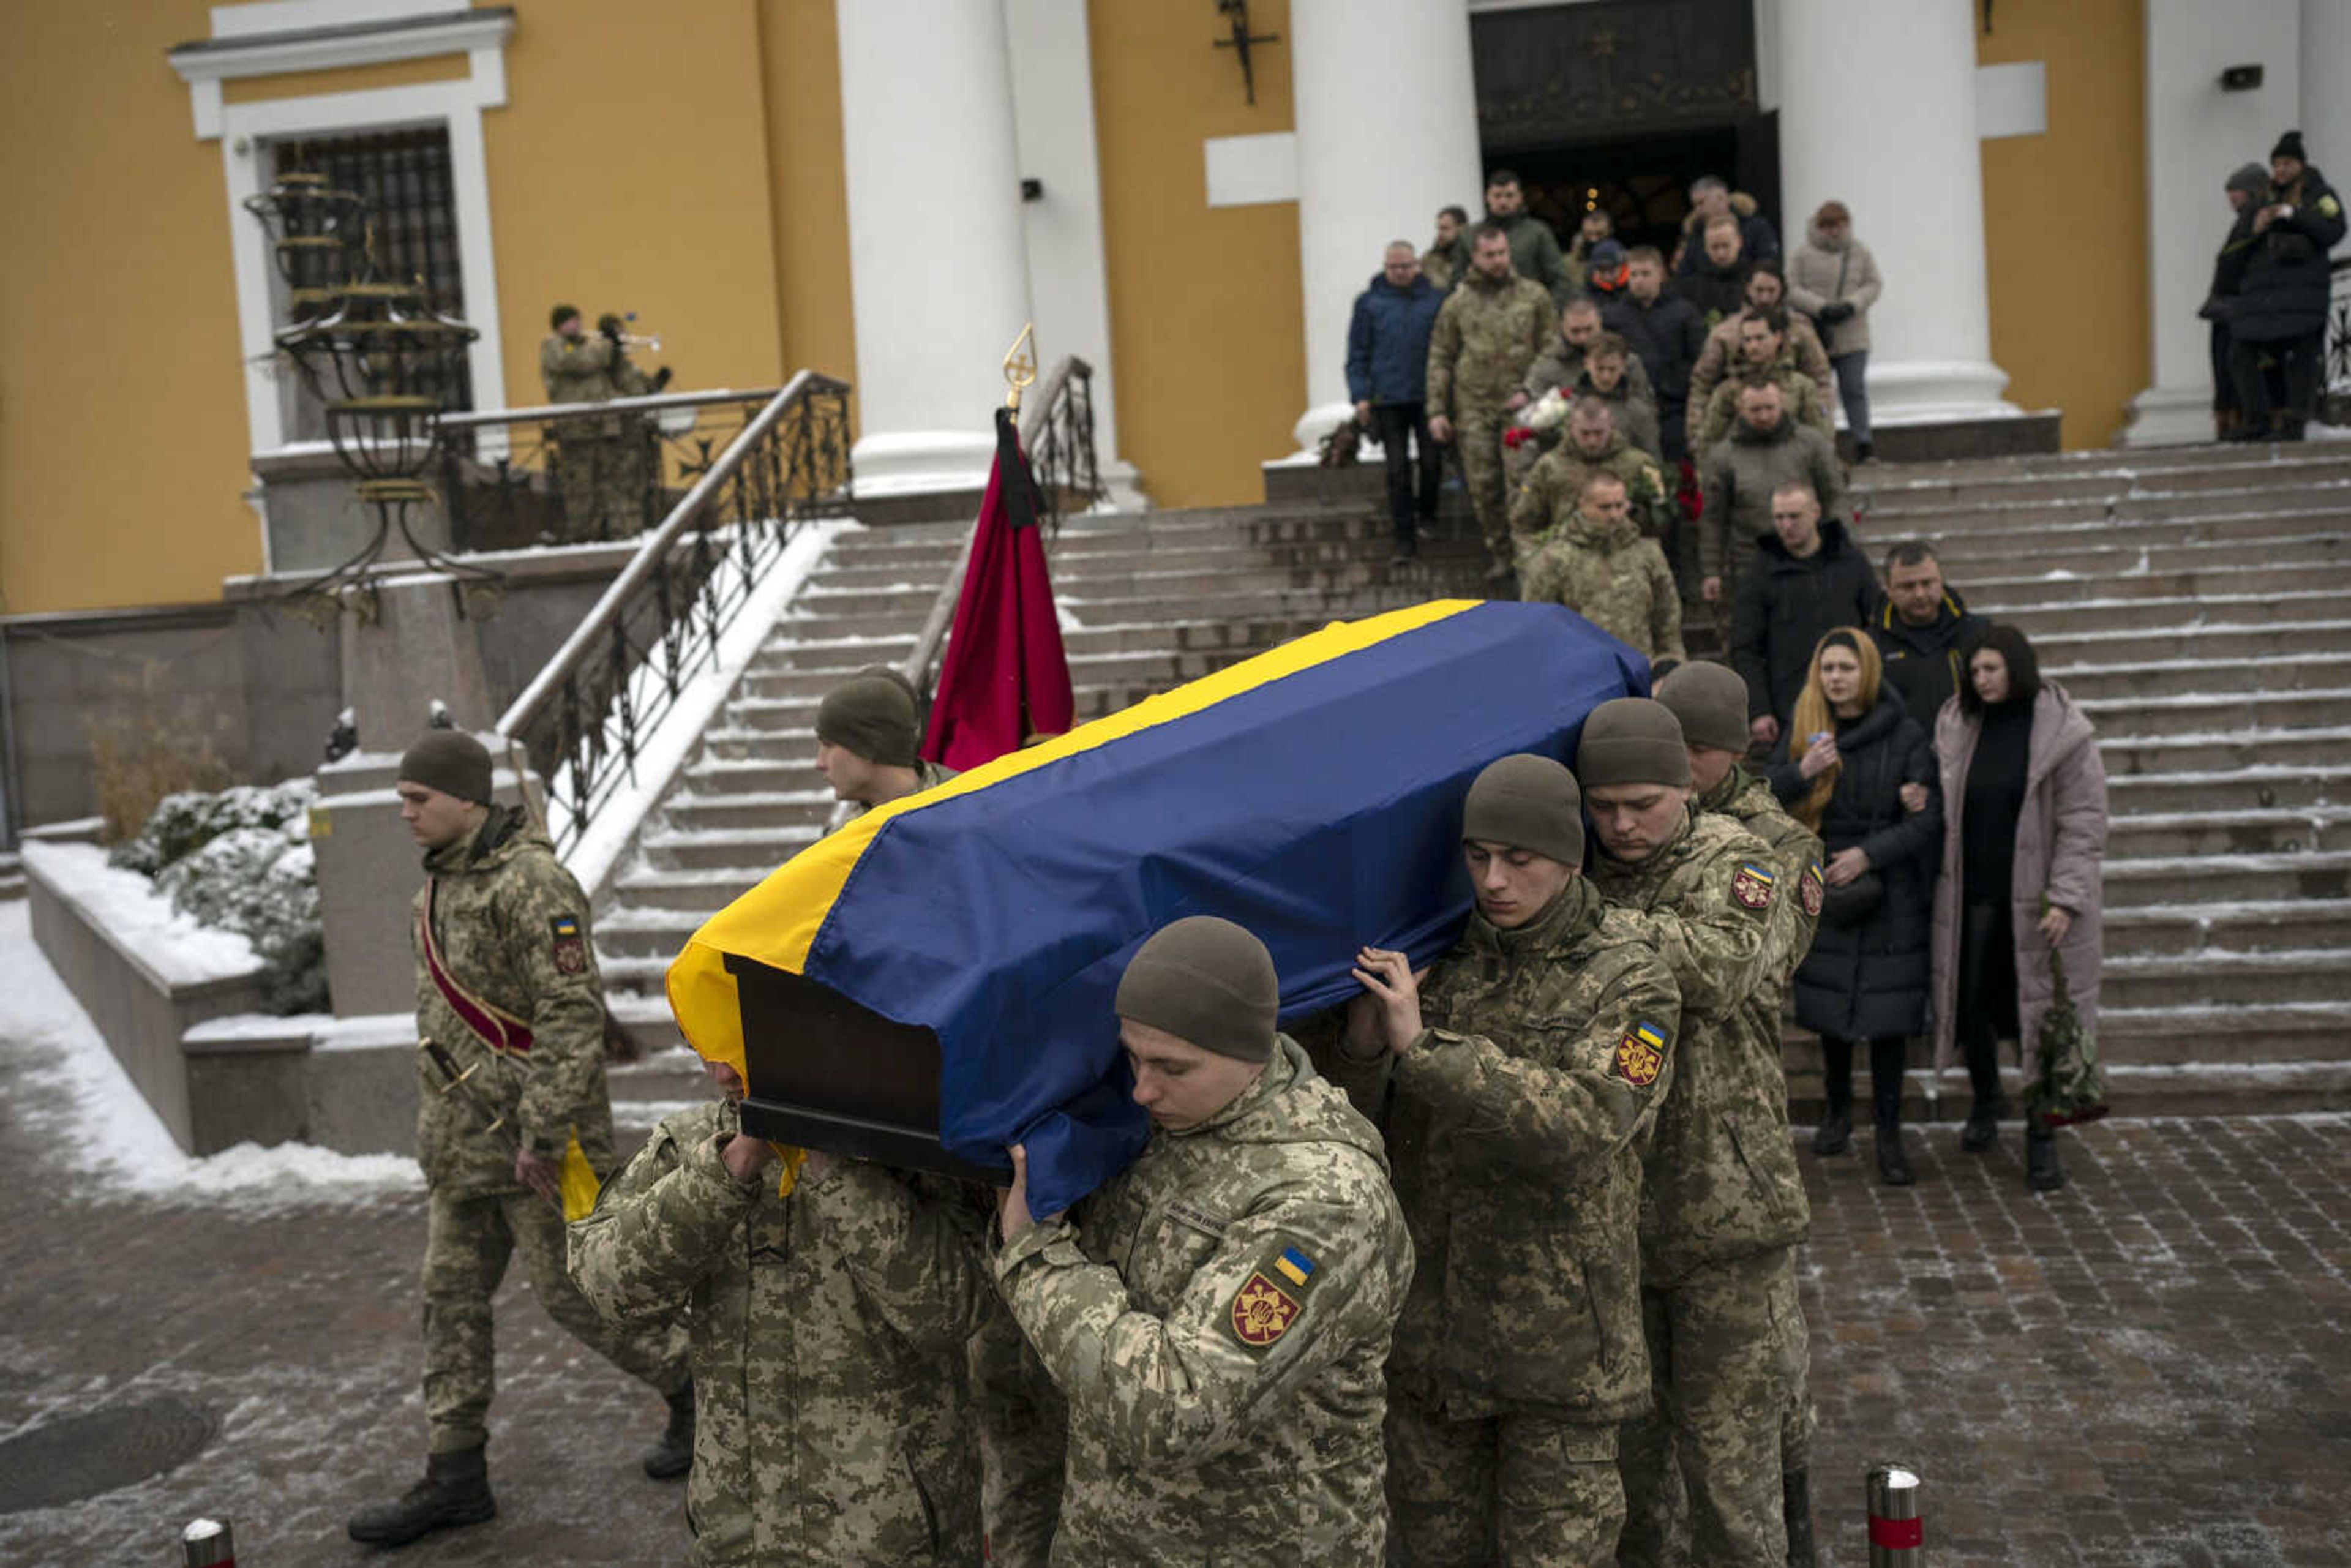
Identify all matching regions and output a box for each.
[921,409,1075,769]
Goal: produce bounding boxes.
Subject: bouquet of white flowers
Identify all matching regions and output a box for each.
[1518,386,1571,433]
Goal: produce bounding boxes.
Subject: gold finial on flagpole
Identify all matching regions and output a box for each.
[1003,322,1038,411]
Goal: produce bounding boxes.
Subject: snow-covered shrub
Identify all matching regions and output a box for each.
[121,782,328,1013]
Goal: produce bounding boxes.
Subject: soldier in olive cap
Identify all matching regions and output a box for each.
[814,667,953,810]
[1576,699,1810,1568]
[539,303,632,539]
[1332,754,1682,1565]
[350,729,691,1547]
[994,917,1413,1562]
[1657,662,1827,1566]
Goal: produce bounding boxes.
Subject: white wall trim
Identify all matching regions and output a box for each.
[1204,132,1300,209]
[204,72,509,459]
[210,0,457,41]
[171,10,514,135]
[1976,60,2048,141]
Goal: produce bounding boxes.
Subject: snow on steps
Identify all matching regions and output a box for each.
[588,446,2351,1112]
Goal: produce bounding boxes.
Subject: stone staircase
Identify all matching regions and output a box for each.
[591,442,2351,1120]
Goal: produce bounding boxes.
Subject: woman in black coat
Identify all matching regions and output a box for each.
[1769,629,1943,1184]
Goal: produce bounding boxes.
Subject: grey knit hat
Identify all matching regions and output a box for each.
[1656,662,1750,755]
[2227,162,2270,197]
[1575,698,1692,789]
[814,668,921,768]
[397,729,493,806]
[1114,917,1279,1063]
[1462,754,1585,865]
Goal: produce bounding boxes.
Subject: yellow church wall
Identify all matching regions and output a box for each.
[1979,1,2150,447]
[0,2,257,615]
[1089,0,1307,508]
[487,0,783,412]
[756,0,858,399]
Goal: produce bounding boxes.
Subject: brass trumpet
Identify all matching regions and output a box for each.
[617,331,663,352]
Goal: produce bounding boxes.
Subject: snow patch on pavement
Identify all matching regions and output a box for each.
[0,903,420,1206]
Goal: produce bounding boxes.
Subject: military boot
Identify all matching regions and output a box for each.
[347,1446,496,1546]
[2026,1128,2065,1192]
[641,1383,695,1480]
[1783,1466,1819,1567]
[1961,1095,2003,1153]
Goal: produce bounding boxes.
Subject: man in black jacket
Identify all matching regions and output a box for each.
[2228,130,2347,441]
[1869,541,1990,729]
[1731,482,1878,748]
[1604,247,1709,464]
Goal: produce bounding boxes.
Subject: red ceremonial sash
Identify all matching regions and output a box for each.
[421,877,534,1056]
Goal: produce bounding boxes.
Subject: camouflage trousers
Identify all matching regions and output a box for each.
[552,429,651,542]
[1453,404,1517,572]
[421,1187,688,1454]
[1616,1246,1804,1568]
[1387,1386,1625,1566]
[967,1308,1065,1568]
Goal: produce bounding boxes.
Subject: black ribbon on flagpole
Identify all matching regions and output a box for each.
[995,406,1044,531]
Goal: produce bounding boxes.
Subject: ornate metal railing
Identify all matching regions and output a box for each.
[899,356,1103,700]
[437,387,784,550]
[493,372,853,855]
[2326,256,2351,398]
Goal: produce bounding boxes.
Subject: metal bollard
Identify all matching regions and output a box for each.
[182,1517,236,1568]
[1867,1463,1923,1566]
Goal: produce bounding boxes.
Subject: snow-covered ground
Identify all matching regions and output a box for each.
[0,902,419,1207]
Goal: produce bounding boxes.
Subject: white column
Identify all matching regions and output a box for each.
[836,0,1033,494]
[2124,0,2304,446]
[1778,0,2014,424]
[1286,0,1483,452]
[1004,0,1144,506]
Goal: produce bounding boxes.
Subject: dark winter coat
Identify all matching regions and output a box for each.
[1730,517,1880,724]
[1930,685,2109,1073]
[2231,165,2349,343]
[1346,272,1447,406]
[1767,692,1942,1041]
[1676,261,1749,326]
[1870,588,1991,732]
[1603,291,1709,406]
[1676,196,1780,271]
[1489,209,1578,305]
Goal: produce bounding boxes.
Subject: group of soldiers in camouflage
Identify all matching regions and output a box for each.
[539,303,670,541]
[354,657,1833,1566]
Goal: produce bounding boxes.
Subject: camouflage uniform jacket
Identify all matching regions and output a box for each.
[1327,878,1682,1424]
[1687,312,1834,439]
[411,807,615,1196]
[994,1035,1412,1564]
[1700,762,1824,989]
[1425,269,1556,418]
[539,332,617,404]
[1520,508,1685,663]
[1509,433,1670,549]
[1693,361,1837,452]
[569,1099,993,1566]
[1590,808,1811,1283]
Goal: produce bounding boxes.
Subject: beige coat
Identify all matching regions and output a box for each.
[1686,313,1833,447]
[1785,225,1884,358]
[1929,684,2109,1074]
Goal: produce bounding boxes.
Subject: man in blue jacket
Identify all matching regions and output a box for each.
[1349,241,1449,563]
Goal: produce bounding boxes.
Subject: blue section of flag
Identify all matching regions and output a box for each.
[1277,1247,1317,1286]
[798,601,1648,1216]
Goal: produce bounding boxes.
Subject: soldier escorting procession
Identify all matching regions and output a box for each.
[1574,699,1812,1568]
[993,917,1414,1563]
[1426,222,1558,588]
[347,729,692,1548]
[1330,754,1684,1566]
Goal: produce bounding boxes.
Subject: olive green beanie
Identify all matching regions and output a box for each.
[1575,697,1692,788]
[1656,662,1750,755]
[1113,916,1279,1063]
[1461,754,1585,865]
[814,668,921,768]
[397,729,493,806]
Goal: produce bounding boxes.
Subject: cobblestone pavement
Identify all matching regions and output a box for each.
[4,1018,2345,1567]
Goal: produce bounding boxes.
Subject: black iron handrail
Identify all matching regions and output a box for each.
[2327,255,2351,392]
[898,356,1103,700]
[495,370,853,855]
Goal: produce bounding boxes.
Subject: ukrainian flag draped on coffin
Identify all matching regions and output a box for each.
[667,599,1648,1216]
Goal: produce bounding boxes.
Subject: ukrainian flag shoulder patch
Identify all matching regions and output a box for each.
[1273,1245,1316,1289]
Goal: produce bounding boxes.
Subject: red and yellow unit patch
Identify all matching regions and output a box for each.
[1229,1272,1303,1349]
[1801,860,1825,918]
[1613,1021,1668,1086]
[1731,862,1776,910]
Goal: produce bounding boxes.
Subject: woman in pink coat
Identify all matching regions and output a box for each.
[1929,626,2109,1191]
